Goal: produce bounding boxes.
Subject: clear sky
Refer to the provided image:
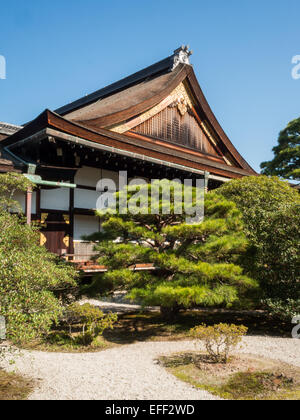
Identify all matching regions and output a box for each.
[0,0,299,173]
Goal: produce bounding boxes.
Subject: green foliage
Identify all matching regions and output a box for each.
[217,175,298,216]
[218,176,300,319]
[190,323,248,363]
[63,303,117,345]
[0,212,78,343]
[263,299,300,321]
[89,181,256,317]
[261,117,300,181]
[0,172,33,212]
[0,174,78,343]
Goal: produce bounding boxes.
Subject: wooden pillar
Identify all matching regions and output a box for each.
[69,187,75,255]
[25,188,33,225]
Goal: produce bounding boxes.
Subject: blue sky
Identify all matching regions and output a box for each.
[0,0,299,173]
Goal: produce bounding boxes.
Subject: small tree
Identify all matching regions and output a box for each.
[0,173,78,343]
[218,176,300,319]
[261,117,300,181]
[89,181,256,318]
[64,303,117,345]
[190,323,248,364]
[0,172,33,212]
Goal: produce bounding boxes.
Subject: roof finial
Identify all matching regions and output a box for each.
[172,45,193,70]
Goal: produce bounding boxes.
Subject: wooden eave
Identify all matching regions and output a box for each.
[3,110,256,179]
[185,68,255,174]
[0,157,22,173]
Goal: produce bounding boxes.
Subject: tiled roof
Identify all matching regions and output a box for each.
[55,46,192,116]
[0,122,21,136]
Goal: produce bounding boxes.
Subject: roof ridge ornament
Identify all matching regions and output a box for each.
[171,45,193,70]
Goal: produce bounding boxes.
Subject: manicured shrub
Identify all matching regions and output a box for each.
[190,323,248,364]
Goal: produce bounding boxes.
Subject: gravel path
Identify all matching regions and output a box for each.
[2,336,300,400]
[79,297,159,314]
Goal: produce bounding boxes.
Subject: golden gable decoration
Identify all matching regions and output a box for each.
[109,82,195,134]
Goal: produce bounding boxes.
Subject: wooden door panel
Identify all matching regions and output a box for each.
[40,214,70,255]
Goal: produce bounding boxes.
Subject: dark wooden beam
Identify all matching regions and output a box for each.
[69,186,75,254]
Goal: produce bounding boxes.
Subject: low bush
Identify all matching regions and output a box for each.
[63,303,118,346]
[190,323,248,364]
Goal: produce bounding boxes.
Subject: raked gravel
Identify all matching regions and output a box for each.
[2,336,300,400]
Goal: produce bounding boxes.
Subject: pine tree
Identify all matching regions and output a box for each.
[261,117,300,181]
[89,181,256,318]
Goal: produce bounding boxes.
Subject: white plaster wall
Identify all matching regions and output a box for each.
[74,166,102,188]
[13,191,36,214]
[74,215,100,241]
[102,169,120,189]
[31,191,37,214]
[74,188,102,210]
[73,167,123,209]
[75,166,121,189]
[40,188,69,211]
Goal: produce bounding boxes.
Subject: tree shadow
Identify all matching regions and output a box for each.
[103,309,292,345]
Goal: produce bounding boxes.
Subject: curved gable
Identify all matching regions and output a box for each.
[52,47,256,175]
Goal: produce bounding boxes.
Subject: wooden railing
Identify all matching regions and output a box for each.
[61,254,155,274]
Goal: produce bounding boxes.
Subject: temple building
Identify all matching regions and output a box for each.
[0,46,256,261]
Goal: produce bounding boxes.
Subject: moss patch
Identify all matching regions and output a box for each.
[21,330,118,353]
[220,371,295,400]
[0,370,34,400]
[159,353,300,400]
